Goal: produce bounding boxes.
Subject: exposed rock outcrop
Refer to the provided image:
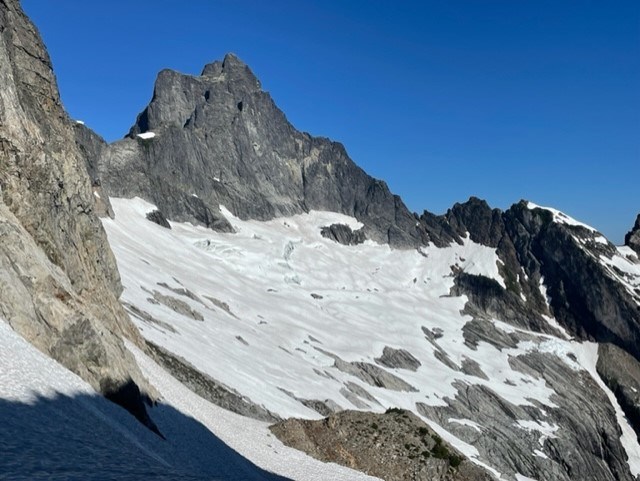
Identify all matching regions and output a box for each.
[145,209,171,228]
[320,223,366,245]
[419,350,636,481]
[443,199,640,362]
[146,341,280,422]
[0,0,152,423]
[375,346,422,371]
[626,215,640,256]
[271,409,495,481]
[73,123,114,217]
[597,343,640,442]
[502,202,640,358]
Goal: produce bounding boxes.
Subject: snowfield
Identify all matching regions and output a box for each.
[3,195,638,479]
[96,197,640,478]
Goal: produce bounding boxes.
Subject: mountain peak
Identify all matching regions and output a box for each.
[201,53,261,90]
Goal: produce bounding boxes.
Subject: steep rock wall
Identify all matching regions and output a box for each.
[0,0,152,408]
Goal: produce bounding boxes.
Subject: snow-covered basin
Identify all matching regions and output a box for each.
[102,197,640,477]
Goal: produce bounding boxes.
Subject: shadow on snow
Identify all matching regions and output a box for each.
[0,391,292,481]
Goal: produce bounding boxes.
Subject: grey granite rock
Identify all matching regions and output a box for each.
[375,346,422,371]
[503,202,640,359]
[597,343,640,442]
[146,210,171,228]
[444,199,640,364]
[334,359,418,392]
[150,290,204,321]
[146,341,279,422]
[320,223,366,245]
[279,388,343,417]
[314,346,417,392]
[419,349,636,481]
[71,123,115,218]
[0,0,153,421]
[90,54,427,247]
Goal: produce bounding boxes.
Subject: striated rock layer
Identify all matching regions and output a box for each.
[0,0,153,417]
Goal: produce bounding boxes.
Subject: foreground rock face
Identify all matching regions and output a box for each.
[271,409,495,481]
[0,0,152,411]
[84,53,427,247]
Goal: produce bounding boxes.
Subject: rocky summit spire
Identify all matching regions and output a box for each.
[201,52,261,91]
[92,54,425,247]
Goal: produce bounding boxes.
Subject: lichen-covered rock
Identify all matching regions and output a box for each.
[0,0,153,414]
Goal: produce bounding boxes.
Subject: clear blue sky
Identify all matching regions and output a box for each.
[22,1,639,243]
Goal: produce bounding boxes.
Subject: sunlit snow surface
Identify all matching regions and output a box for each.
[526,201,597,231]
[103,197,640,476]
[136,131,156,140]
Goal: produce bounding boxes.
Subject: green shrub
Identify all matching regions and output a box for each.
[449,454,463,468]
[431,443,449,459]
[385,407,404,415]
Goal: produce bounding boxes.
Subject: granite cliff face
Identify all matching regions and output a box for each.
[448,200,640,357]
[0,0,152,418]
